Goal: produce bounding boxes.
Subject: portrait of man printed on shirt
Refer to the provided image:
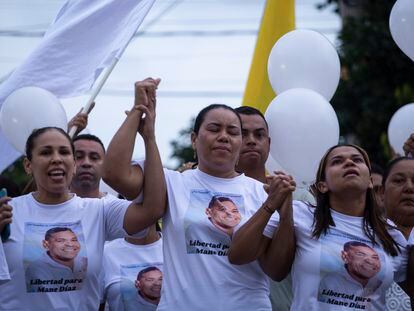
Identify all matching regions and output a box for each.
[205,196,242,237]
[318,241,383,308]
[25,225,87,293]
[184,191,244,256]
[124,266,162,311]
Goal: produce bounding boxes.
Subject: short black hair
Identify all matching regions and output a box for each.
[137,266,161,280]
[73,134,105,153]
[235,106,268,130]
[208,196,236,210]
[343,241,373,251]
[44,227,75,240]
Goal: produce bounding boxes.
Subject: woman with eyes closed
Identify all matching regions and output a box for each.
[0,126,163,310]
[102,78,295,311]
[229,144,414,311]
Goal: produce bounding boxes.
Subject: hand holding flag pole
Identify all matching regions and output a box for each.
[68,57,120,138]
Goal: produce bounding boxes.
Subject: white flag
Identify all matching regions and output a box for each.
[0,0,156,172]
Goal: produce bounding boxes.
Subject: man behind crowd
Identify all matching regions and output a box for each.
[235,106,293,311]
[71,134,106,198]
[234,106,270,183]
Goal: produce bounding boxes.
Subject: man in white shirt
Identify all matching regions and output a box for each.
[71,134,107,199]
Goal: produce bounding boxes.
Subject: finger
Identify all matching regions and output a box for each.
[135,85,149,106]
[0,204,12,212]
[134,105,151,116]
[0,211,12,219]
[0,197,12,205]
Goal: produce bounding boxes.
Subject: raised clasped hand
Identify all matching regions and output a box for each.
[132,77,161,141]
[263,171,296,213]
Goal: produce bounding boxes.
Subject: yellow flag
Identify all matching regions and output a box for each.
[242,0,295,113]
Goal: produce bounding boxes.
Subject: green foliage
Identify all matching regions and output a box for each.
[320,0,414,165]
[1,157,30,193]
[170,117,195,168]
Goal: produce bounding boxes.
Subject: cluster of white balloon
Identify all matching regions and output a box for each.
[264,29,341,187]
[0,87,67,153]
[388,0,414,155]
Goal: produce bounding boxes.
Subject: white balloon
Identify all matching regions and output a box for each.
[388,103,414,155]
[390,0,414,61]
[268,29,340,100]
[0,87,67,153]
[265,88,340,183]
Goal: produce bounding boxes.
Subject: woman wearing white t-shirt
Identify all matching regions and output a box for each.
[381,156,414,310]
[102,78,295,311]
[0,126,164,310]
[229,144,414,311]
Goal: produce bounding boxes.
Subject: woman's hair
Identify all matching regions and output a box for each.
[382,156,414,186]
[193,104,242,135]
[312,144,400,256]
[25,127,74,160]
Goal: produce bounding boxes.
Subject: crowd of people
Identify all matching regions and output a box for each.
[0,77,413,310]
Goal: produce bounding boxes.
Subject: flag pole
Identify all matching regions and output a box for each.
[68,57,120,138]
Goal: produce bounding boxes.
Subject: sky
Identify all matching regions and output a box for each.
[0,0,340,169]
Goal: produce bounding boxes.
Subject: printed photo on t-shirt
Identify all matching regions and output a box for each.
[23,221,88,293]
[317,228,385,309]
[184,189,244,256]
[120,263,163,311]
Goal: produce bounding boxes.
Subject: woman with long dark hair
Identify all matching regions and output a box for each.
[229,144,413,310]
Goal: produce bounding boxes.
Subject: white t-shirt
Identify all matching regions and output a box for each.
[0,239,10,282]
[102,236,163,311]
[0,193,132,310]
[155,167,275,311]
[408,229,414,246]
[264,201,408,311]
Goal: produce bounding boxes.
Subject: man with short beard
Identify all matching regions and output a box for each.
[71,134,106,198]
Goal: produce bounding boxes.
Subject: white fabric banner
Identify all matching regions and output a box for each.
[0,0,156,172]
